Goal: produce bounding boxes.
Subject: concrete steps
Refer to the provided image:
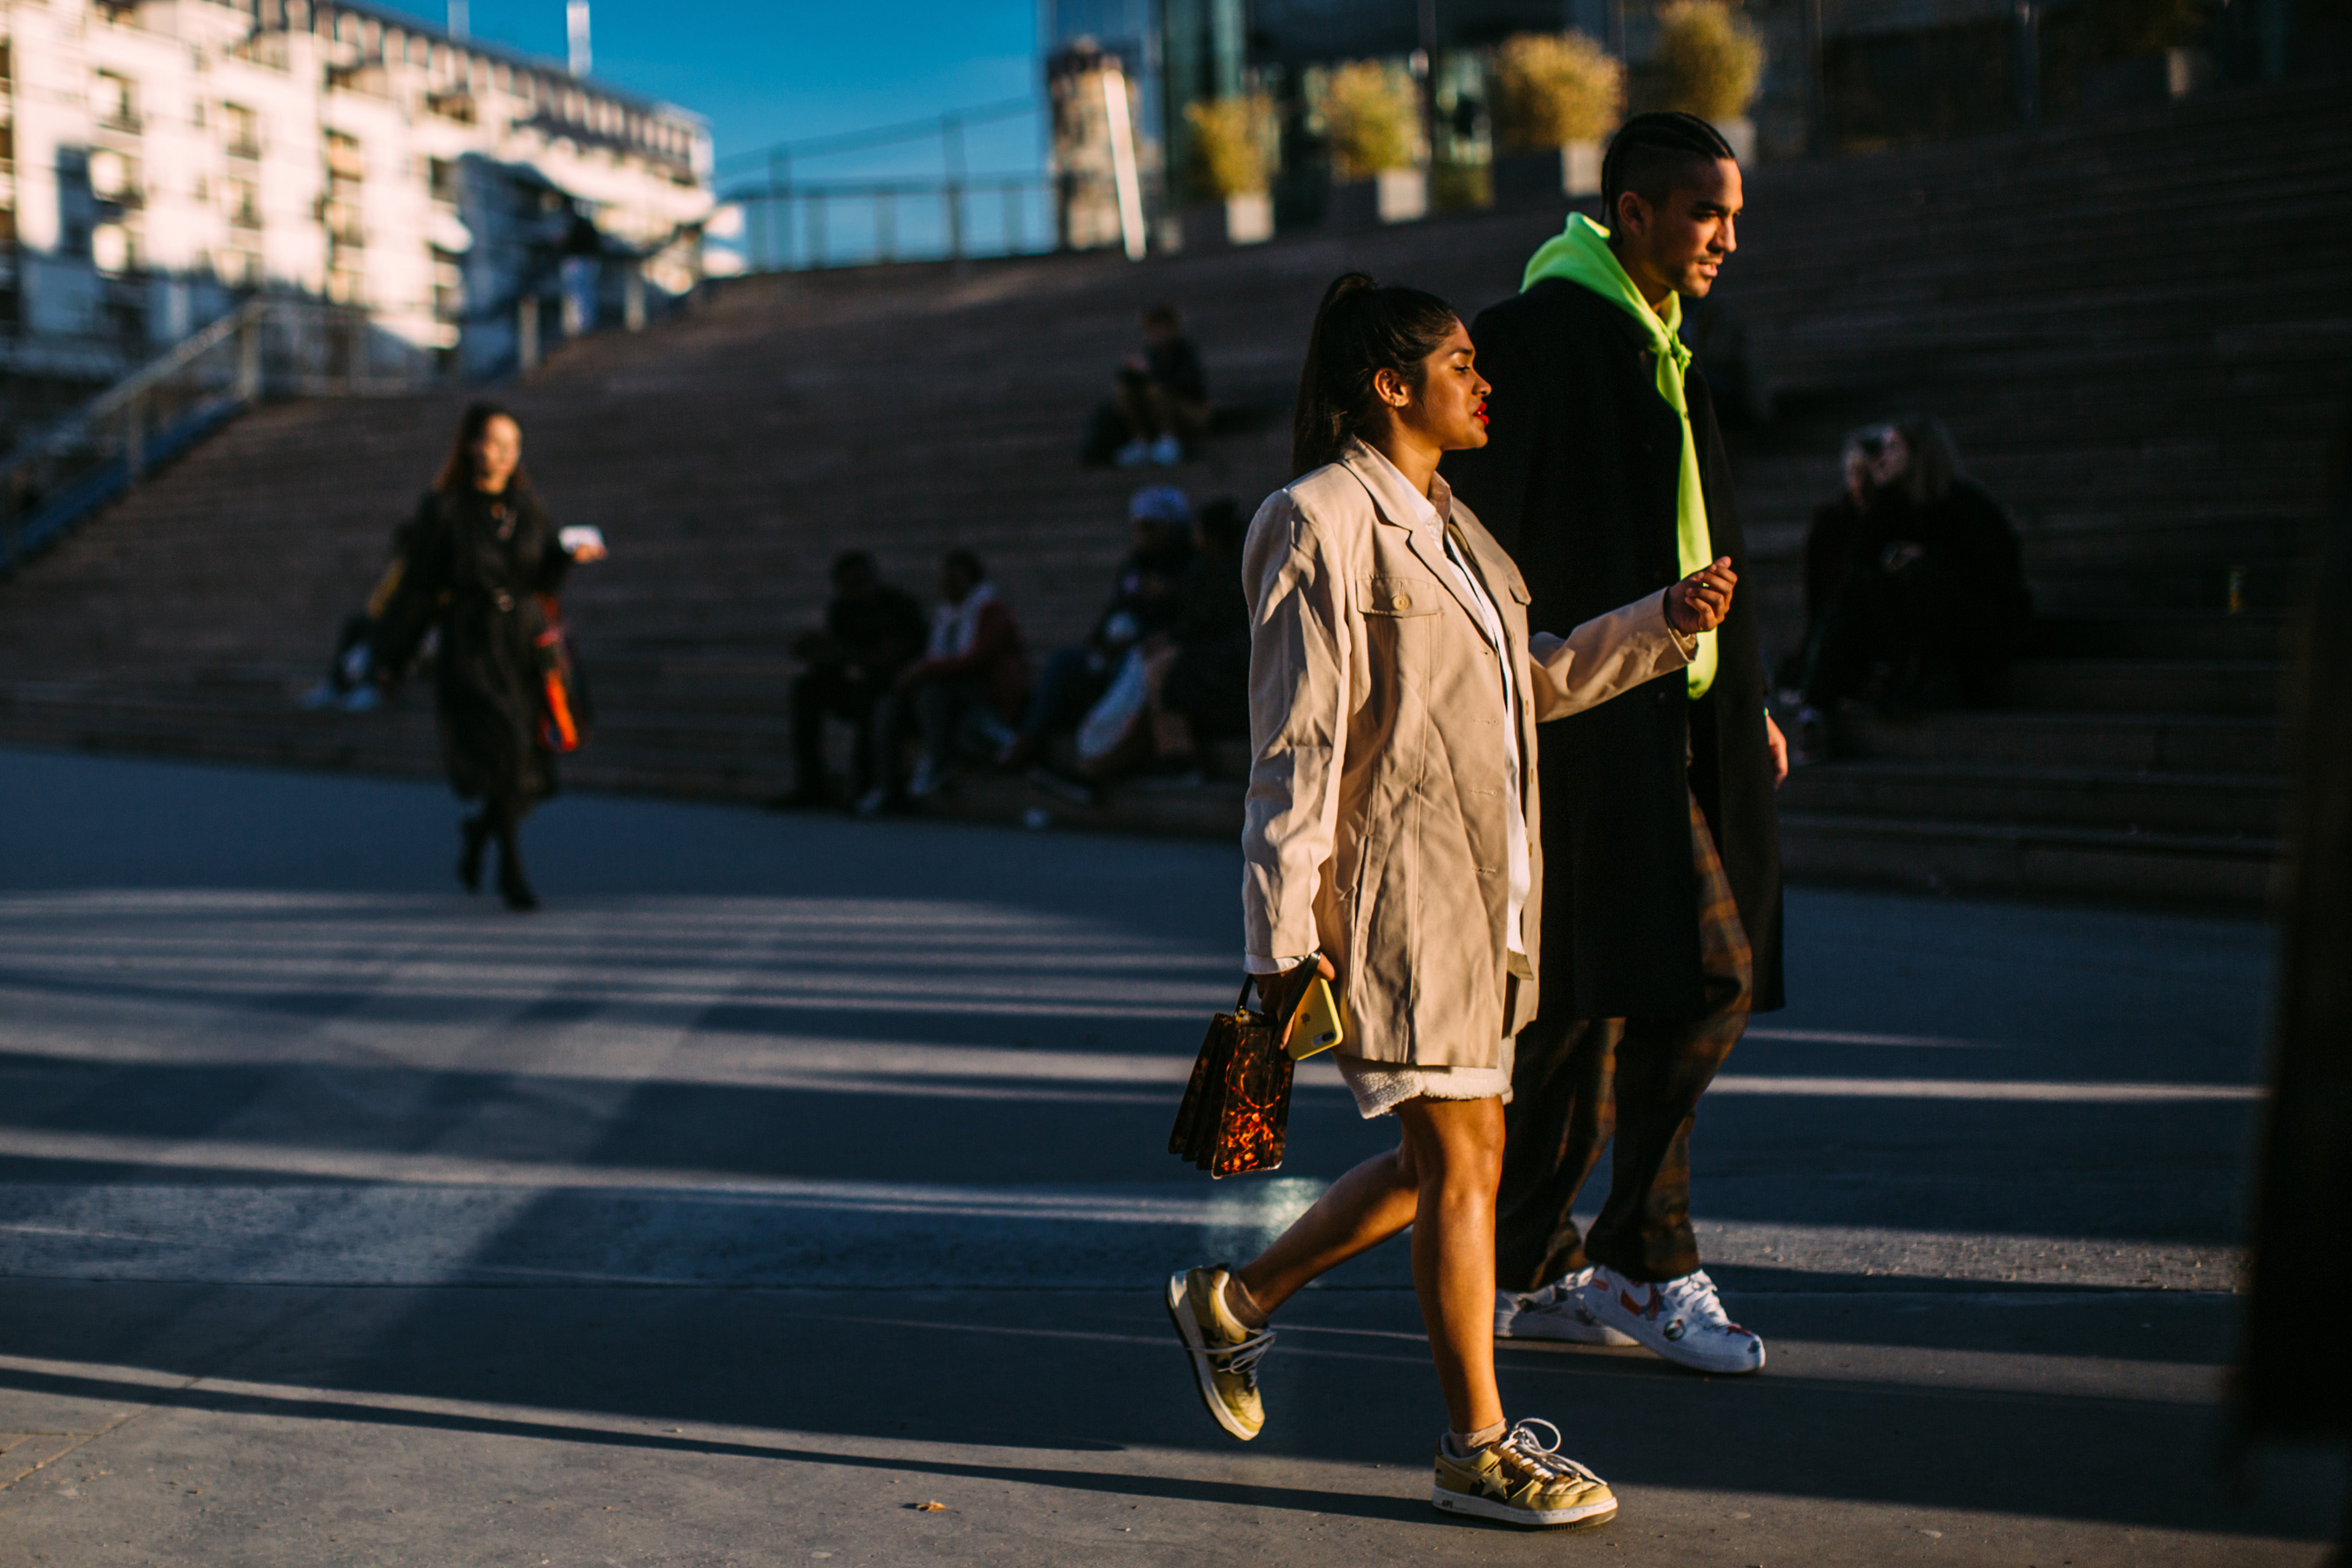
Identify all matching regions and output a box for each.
[0,81,2342,910]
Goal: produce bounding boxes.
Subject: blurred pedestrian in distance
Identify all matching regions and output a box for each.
[772,550,926,811]
[858,550,1031,815]
[1151,497,1253,781]
[1085,304,1209,469]
[1000,485,1194,798]
[374,402,606,912]
[1789,416,2031,760]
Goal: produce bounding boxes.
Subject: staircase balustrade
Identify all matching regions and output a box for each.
[0,296,431,577]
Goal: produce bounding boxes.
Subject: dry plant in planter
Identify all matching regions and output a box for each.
[1316,60,1420,180]
[1651,0,1767,122]
[1492,31,1625,151]
[1186,95,1274,197]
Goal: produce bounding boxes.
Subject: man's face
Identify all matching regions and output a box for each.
[1619,158,1741,300]
[1142,316,1179,348]
[834,565,875,601]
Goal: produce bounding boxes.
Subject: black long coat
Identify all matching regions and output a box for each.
[1445,278,1785,1020]
[378,486,572,805]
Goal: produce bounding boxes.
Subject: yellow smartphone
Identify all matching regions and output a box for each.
[1285,975,1347,1060]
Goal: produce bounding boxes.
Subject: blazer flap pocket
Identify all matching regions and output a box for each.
[1505,578,1531,605]
[1361,575,1439,617]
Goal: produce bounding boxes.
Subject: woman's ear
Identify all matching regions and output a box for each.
[1371,366,1410,409]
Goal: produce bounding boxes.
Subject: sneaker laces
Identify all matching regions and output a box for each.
[1492,1418,1600,1487]
[1206,1327,1274,1388]
[1518,1267,1598,1311]
[1657,1268,1740,1332]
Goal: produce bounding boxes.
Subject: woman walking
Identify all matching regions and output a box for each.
[376,402,603,911]
[1166,274,1735,1526]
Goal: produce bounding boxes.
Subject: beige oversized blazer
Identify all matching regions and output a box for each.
[1241,438,1695,1070]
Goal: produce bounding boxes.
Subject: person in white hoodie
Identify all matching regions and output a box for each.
[860,550,1031,814]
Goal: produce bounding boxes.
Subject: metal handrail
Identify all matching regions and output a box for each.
[0,294,433,576]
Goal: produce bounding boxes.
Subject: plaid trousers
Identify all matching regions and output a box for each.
[1497,787,1754,1287]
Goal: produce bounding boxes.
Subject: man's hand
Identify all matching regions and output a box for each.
[1763,711,1789,787]
[1666,557,1738,635]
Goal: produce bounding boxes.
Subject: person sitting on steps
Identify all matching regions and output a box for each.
[1112,304,1210,468]
[859,550,1030,814]
[772,551,927,812]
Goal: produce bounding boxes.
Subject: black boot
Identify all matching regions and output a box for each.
[495,828,538,912]
[456,814,489,894]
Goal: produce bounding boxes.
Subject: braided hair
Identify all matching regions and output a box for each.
[1600,112,1736,233]
[1291,273,1461,476]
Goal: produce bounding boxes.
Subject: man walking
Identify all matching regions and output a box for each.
[1445,112,1788,1375]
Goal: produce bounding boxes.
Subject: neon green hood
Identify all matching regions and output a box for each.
[1523,213,1717,698]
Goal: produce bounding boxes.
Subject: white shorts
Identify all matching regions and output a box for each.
[1332,1035,1516,1119]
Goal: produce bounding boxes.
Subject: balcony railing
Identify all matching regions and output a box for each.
[726,175,1055,273]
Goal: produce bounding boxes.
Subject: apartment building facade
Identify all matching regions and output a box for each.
[0,0,712,395]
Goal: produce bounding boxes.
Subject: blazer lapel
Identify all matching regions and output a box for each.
[1340,443,1484,625]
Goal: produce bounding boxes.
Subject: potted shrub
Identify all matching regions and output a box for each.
[1183,95,1276,247]
[1651,0,1766,163]
[1317,60,1425,227]
[1491,30,1624,202]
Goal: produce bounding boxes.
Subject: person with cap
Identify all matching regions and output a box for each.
[999,485,1196,778]
[1443,112,1789,1374]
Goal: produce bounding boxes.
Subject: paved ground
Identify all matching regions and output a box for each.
[0,745,2336,1566]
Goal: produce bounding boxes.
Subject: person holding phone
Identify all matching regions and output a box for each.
[1165,274,1736,1529]
[374,402,605,911]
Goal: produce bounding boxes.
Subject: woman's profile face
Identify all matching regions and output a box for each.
[1382,319,1490,454]
[470,415,522,493]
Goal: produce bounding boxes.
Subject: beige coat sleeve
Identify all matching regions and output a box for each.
[1240,493,1349,970]
[1525,589,1698,721]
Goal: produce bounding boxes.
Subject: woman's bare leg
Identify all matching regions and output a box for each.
[1396,1095,1507,1435]
[1229,1092,1507,1433]
[1233,1142,1419,1314]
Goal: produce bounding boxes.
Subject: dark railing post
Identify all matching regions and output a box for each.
[124,394,144,480]
[771,149,794,270]
[876,189,896,263]
[237,307,262,402]
[2015,0,2040,125]
[943,113,965,261]
[1004,184,1020,254]
[808,191,826,269]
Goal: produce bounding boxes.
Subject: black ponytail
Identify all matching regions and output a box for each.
[1291,272,1461,476]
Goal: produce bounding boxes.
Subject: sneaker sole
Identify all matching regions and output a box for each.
[1583,1296,1767,1375]
[1163,1272,1260,1443]
[1495,1313,1640,1348]
[1431,1486,1619,1528]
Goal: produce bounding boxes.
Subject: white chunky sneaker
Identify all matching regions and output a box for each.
[1494,1267,1637,1345]
[1580,1265,1765,1375]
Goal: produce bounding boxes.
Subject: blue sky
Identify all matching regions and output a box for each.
[391,1,1048,184]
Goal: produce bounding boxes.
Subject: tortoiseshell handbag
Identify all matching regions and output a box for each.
[1169,975,1297,1178]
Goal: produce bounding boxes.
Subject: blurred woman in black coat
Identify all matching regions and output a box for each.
[376,402,603,910]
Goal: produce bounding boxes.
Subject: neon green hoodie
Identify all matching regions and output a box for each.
[1521,213,1717,698]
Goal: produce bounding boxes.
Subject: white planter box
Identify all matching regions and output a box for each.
[1225,192,1274,245]
[1711,116,1757,165]
[1375,168,1428,224]
[1562,139,1602,198]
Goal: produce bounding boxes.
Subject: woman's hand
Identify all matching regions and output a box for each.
[1255,953,1335,1023]
[1667,557,1737,635]
[569,540,609,563]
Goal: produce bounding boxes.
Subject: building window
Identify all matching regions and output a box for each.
[428,156,457,204]
[91,222,136,276]
[227,179,261,230]
[223,104,260,159]
[94,71,139,133]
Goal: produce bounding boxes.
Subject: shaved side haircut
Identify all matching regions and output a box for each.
[1601,112,1737,226]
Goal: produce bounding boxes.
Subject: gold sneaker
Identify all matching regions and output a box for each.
[1431,1417,1618,1528]
[1164,1265,1272,1441]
